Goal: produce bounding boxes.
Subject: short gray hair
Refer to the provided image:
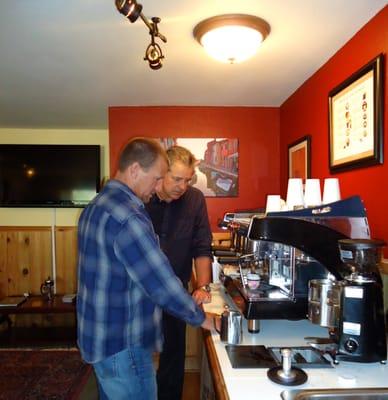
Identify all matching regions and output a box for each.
[118,137,168,172]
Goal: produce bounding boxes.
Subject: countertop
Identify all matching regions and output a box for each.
[203,284,388,400]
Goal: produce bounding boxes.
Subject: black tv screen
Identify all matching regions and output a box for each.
[0,144,101,207]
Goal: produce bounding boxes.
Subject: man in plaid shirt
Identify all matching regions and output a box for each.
[77,138,216,400]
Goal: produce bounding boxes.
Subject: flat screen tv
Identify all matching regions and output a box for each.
[0,144,101,207]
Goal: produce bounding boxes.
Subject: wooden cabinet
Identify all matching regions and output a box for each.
[0,227,78,328]
[185,325,202,370]
[0,227,78,299]
[54,227,78,294]
[0,227,52,297]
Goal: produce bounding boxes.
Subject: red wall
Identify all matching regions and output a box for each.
[280,6,388,253]
[109,106,280,231]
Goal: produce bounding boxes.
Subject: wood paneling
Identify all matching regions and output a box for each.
[0,227,77,328]
[55,227,78,294]
[0,226,78,298]
[182,371,200,400]
[0,231,7,296]
[202,329,230,400]
[185,326,202,370]
[0,227,52,297]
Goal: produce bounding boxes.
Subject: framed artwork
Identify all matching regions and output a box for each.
[158,138,239,197]
[288,135,311,179]
[328,54,384,173]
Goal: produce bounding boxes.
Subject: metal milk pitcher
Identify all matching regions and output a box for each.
[218,307,243,344]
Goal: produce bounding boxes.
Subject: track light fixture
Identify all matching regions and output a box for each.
[115,0,167,70]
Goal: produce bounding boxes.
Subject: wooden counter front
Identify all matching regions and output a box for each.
[202,329,229,400]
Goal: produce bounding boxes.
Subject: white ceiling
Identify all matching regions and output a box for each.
[0,1,386,129]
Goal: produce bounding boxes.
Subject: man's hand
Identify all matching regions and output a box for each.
[192,288,211,305]
[201,313,221,331]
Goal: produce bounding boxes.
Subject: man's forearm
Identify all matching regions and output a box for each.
[194,256,212,287]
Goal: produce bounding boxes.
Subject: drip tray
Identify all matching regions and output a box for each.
[226,345,277,368]
[225,345,332,369]
[269,346,332,369]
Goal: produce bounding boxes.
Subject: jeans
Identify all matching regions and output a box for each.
[93,347,156,400]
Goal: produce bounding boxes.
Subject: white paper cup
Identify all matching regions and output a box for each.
[304,179,322,207]
[286,178,304,209]
[246,273,260,290]
[266,195,282,213]
[323,178,341,204]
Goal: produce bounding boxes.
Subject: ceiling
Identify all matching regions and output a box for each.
[0,1,386,130]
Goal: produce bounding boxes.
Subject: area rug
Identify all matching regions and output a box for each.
[0,349,92,400]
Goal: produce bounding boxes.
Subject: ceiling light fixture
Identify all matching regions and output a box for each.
[193,14,270,64]
[115,0,167,70]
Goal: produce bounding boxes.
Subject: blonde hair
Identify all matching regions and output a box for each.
[166,146,196,169]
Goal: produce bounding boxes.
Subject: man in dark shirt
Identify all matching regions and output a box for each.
[146,145,213,400]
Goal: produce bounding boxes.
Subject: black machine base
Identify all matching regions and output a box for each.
[267,366,308,386]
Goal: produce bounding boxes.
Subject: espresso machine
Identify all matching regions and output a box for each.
[215,196,371,331]
[216,196,387,363]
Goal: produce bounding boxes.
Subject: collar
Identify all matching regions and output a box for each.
[106,179,144,208]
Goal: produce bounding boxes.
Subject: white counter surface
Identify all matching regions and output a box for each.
[204,285,388,400]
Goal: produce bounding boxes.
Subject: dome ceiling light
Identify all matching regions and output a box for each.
[193,14,270,64]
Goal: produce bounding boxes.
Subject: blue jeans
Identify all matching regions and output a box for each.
[93,347,156,400]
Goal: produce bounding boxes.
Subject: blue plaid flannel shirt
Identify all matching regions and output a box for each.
[76,179,205,363]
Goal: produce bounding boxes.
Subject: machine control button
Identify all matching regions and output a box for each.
[344,338,359,353]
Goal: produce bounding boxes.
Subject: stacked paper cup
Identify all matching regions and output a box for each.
[265,195,282,213]
[286,178,304,210]
[322,178,341,204]
[269,178,340,211]
[304,179,322,207]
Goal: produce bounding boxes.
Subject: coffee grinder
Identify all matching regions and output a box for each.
[337,238,387,363]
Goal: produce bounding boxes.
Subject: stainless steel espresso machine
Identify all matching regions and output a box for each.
[215,196,387,362]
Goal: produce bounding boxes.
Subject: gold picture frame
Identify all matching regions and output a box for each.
[288,135,311,179]
[328,54,384,173]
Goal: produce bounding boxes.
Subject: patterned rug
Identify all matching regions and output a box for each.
[0,349,92,400]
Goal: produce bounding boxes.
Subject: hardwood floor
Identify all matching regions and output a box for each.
[79,370,201,399]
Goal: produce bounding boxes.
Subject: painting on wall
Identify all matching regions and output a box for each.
[328,54,384,173]
[158,138,238,197]
[288,135,311,179]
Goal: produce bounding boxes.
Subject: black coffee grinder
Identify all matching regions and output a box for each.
[337,238,387,363]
